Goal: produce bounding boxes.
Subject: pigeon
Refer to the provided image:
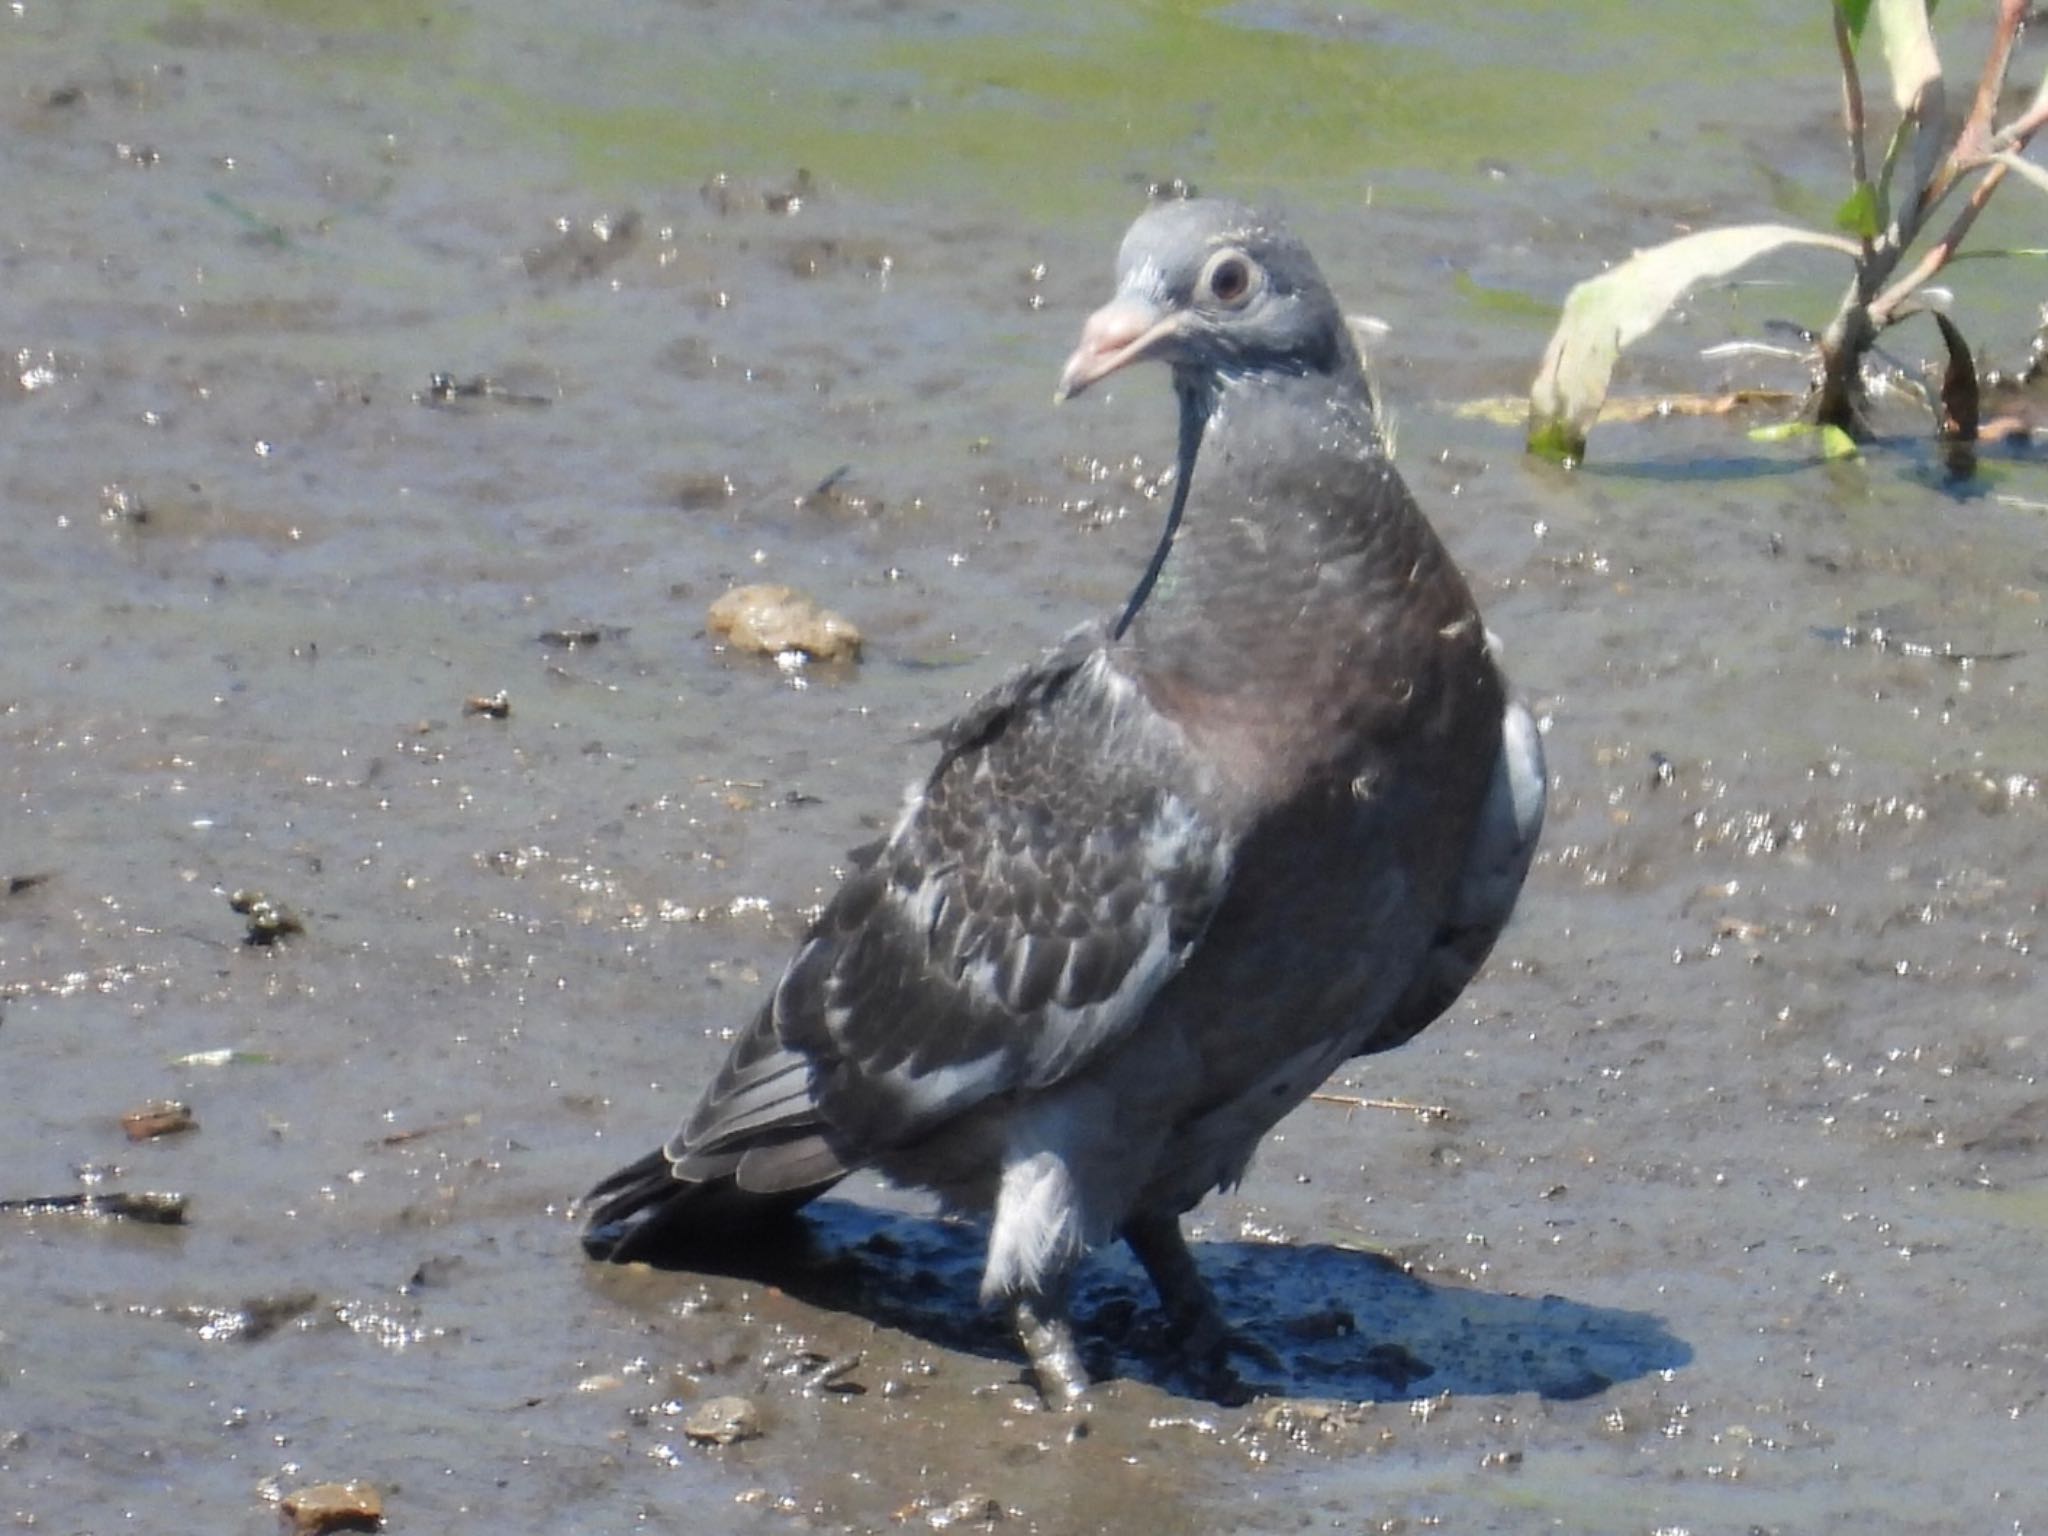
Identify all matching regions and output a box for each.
[582,197,1546,1402]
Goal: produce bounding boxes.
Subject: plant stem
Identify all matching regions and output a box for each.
[1816,294,1878,434]
[1919,0,2028,213]
[1835,3,1871,189]
[1871,4,2041,325]
[1872,62,2048,325]
[1953,0,2029,168]
[1872,158,2014,324]
[1995,81,2048,148]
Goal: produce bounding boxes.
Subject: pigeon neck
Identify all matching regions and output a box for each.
[1109,361,1488,796]
[1114,358,1459,680]
[1114,361,1387,635]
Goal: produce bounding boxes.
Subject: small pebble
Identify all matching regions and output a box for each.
[279,1479,383,1534]
[122,1100,197,1141]
[926,1493,1004,1528]
[229,889,303,946]
[682,1395,762,1446]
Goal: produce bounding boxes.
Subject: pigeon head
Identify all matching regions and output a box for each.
[1056,198,1354,402]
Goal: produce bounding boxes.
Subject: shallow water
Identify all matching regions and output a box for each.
[3,2,2045,1532]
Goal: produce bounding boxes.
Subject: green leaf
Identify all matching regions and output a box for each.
[1819,424,1861,459]
[1838,0,1873,41]
[1748,421,1860,458]
[1835,181,1881,239]
[1526,224,1860,462]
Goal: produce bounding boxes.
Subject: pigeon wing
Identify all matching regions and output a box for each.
[732,638,1236,1154]
[1369,697,1546,1052]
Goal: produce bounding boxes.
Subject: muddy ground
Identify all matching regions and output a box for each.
[2,3,2044,1533]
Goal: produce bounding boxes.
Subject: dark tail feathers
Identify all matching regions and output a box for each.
[580,1137,848,1264]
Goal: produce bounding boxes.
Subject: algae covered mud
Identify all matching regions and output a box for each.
[3,2,2044,1531]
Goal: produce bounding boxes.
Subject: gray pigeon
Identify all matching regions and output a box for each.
[582,198,1546,1402]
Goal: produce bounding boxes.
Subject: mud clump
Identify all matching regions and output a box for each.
[707,584,862,663]
[682,1395,763,1446]
[229,889,303,946]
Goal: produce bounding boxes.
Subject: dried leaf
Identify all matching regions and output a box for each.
[1526,225,1858,462]
[1931,311,1978,440]
[1459,388,1798,427]
[1873,0,1944,228]
[1873,0,1941,115]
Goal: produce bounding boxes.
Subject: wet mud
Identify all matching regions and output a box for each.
[2,3,2044,1533]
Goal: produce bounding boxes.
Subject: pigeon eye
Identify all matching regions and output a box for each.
[1199,250,1260,308]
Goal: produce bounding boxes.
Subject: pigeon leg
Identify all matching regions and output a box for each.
[1125,1212,1282,1391]
[1012,1290,1091,1405]
[1125,1212,1228,1352]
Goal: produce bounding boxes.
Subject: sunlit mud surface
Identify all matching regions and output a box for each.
[3,3,2044,1532]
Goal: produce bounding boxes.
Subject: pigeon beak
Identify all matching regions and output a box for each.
[1055,297,1180,402]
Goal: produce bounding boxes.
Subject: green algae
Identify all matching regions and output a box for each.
[133,0,1827,221]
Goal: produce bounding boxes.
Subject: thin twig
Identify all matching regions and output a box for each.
[1873,158,2014,323]
[1835,2,1872,194]
[1309,1091,1454,1121]
[1873,49,2048,332]
[1875,113,1915,228]
[1995,79,2048,150]
[1921,0,2029,213]
[1872,4,2048,326]
[1955,0,2029,167]
[377,1111,482,1147]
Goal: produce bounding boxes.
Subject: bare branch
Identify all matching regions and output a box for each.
[1988,147,2048,195]
[1996,71,2048,149]
[1926,0,2030,209]
[1875,16,2048,324]
[1835,3,1880,262]
[1873,158,2013,323]
[1959,0,2028,160]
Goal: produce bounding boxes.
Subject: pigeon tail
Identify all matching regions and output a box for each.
[580,1139,849,1263]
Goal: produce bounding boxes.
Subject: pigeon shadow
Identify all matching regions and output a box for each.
[598,1197,1691,1405]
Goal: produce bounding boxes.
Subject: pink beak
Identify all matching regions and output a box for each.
[1054,297,1179,402]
